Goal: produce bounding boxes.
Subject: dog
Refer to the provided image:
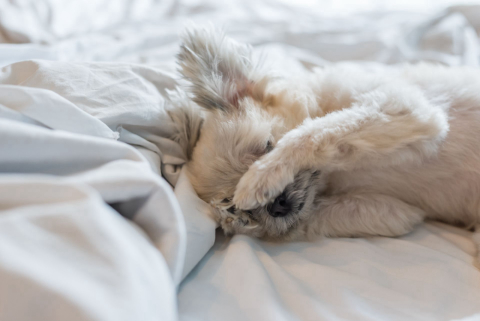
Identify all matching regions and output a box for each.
[167,26,480,265]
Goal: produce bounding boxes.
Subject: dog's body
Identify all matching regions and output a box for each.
[169,27,480,265]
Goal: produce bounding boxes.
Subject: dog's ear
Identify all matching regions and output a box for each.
[166,89,204,161]
[177,26,267,113]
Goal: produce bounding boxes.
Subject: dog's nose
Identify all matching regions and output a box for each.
[269,192,291,217]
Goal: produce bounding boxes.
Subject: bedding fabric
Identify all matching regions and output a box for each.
[0,0,480,320]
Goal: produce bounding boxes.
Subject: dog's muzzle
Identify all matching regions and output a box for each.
[268,192,292,217]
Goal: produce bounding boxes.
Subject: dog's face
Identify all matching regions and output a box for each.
[187,99,327,240]
[177,27,326,240]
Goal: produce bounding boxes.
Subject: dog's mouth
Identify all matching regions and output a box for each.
[298,201,305,211]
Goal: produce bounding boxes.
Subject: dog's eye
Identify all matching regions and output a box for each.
[221,198,231,203]
[227,206,236,214]
[266,140,273,153]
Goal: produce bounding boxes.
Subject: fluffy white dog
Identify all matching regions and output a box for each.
[168,27,480,266]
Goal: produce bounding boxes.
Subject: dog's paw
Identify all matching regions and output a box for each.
[233,159,295,210]
[219,211,261,236]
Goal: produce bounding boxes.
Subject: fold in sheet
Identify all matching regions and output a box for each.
[0,58,215,320]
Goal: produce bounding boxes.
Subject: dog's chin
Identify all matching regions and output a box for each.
[219,170,326,240]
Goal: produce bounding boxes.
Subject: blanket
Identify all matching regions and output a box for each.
[1,1,480,320]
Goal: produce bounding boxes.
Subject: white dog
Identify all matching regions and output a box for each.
[168,27,480,266]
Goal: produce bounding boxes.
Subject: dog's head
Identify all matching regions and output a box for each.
[173,27,326,240]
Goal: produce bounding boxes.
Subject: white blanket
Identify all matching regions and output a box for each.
[1,1,480,321]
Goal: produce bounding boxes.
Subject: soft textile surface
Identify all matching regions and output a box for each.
[1,1,480,320]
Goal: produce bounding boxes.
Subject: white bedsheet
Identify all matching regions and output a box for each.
[1,1,480,320]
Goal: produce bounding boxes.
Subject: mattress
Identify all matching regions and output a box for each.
[0,1,480,320]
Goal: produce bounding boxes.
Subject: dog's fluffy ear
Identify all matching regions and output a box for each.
[177,26,267,112]
[166,89,204,161]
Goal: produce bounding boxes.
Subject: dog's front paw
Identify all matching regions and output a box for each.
[219,211,261,237]
[233,158,295,210]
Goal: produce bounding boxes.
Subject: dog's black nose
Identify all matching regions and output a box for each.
[269,192,291,217]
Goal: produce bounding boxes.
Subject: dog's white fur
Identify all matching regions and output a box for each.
[169,26,480,266]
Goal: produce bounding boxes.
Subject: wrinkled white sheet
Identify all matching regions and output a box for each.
[1,0,480,320]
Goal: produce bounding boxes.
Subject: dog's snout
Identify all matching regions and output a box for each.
[269,192,291,217]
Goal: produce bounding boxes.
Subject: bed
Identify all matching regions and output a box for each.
[0,1,479,320]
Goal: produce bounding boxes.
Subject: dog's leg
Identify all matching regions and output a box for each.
[307,193,426,238]
[234,83,449,209]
